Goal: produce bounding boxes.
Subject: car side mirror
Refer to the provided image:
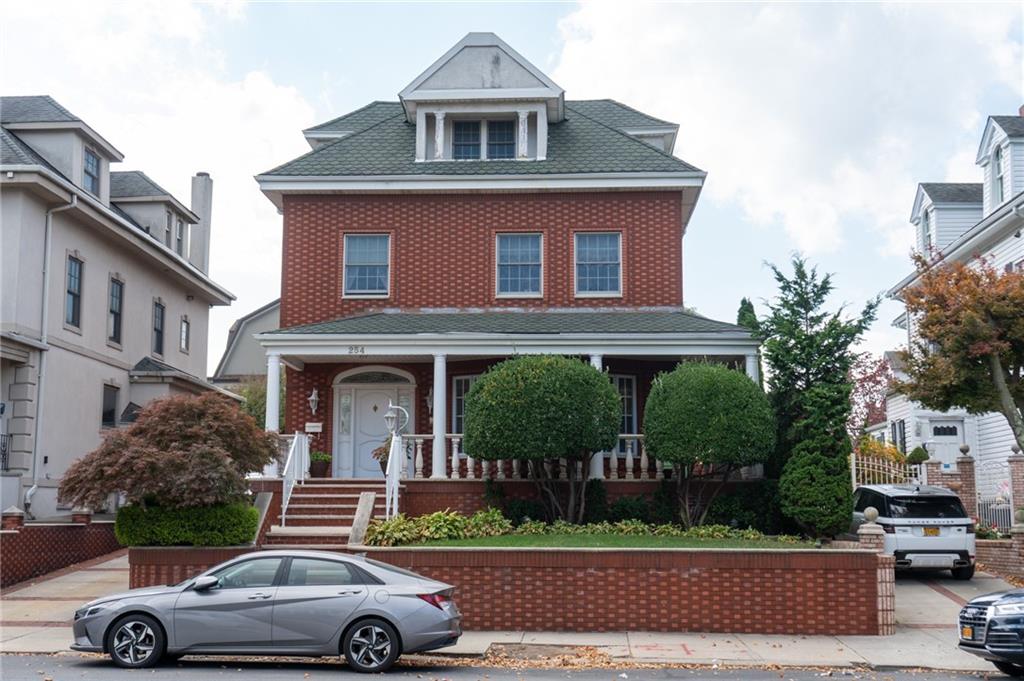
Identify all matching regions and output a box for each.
[193,575,219,591]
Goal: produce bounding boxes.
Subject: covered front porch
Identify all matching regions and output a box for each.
[257,310,761,483]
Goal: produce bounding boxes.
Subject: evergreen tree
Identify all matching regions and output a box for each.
[736,297,758,330]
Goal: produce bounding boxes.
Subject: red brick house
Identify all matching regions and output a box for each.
[255,33,759,493]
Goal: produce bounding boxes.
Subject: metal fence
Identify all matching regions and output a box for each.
[976,460,1013,531]
[850,451,922,488]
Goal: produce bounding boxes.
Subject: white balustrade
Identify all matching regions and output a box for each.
[496,459,505,479]
[609,447,619,480]
[279,432,309,527]
[624,439,635,480]
[512,458,521,478]
[450,435,461,479]
[656,458,664,480]
[414,438,424,478]
[640,442,650,480]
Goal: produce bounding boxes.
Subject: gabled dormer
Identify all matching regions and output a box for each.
[0,95,123,204]
[399,33,564,162]
[976,110,1024,216]
[910,183,983,256]
[110,171,199,260]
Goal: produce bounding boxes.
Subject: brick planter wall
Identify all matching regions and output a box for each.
[128,547,253,589]
[1,521,121,588]
[362,547,888,635]
[977,534,1024,579]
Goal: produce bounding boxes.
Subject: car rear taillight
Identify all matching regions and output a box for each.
[966,524,975,534]
[882,524,895,534]
[418,593,449,610]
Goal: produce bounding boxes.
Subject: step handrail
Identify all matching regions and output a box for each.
[280,432,309,527]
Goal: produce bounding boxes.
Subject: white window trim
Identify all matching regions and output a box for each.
[83,147,101,196]
[152,298,166,358]
[611,373,637,432]
[451,374,481,445]
[993,145,1006,205]
[495,232,543,299]
[448,117,519,162]
[573,231,623,298]
[106,275,124,350]
[63,251,84,334]
[342,233,391,299]
[179,315,191,354]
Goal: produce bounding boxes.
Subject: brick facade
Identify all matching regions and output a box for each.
[279,191,684,329]
[924,457,978,519]
[0,521,121,588]
[127,545,890,636]
[976,528,1024,580]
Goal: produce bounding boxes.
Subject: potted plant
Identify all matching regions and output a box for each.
[371,436,392,475]
[309,450,331,478]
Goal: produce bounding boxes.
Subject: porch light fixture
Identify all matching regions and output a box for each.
[307,388,319,416]
[383,401,409,435]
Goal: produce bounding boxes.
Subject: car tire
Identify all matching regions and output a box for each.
[105,613,164,669]
[343,618,400,673]
[951,564,975,580]
[993,661,1024,677]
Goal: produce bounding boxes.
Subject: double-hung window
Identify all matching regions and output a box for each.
[496,233,541,296]
[101,384,118,428]
[164,211,173,248]
[994,146,1005,204]
[920,209,931,251]
[65,256,83,327]
[452,120,481,160]
[575,232,622,296]
[180,317,191,353]
[487,120,515,159]
[343,234,390,296]
[175,219,185,255]
[152,302,165,356]
[108,278,123,344]
[83,148,100,195]
[451,375,480,435]
[612,375,637,452]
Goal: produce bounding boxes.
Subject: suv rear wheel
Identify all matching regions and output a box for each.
[951,564,975,580]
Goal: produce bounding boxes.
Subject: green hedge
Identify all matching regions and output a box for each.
[115,503,259,547]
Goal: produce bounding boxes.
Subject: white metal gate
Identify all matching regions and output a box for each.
[976,460,1014,531]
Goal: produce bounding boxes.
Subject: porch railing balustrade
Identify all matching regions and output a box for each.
[400,433,666,481]
[279,432,309,526]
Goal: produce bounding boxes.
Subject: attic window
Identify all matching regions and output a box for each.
[994,146,1005,204]
[920,209,931,251]
[487,120,515,159]
[452,121,481,160]
[83,148,100,195]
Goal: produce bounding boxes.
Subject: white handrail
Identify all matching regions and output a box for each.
[384,431,403,518]
[280,432,309,527]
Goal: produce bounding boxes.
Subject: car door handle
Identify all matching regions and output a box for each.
[337,589,363,596]
[247,592,273,600]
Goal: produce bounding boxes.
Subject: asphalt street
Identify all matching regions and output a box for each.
[0,655,1002,680]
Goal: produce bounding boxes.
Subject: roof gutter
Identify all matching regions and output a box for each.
[27,193,78,517]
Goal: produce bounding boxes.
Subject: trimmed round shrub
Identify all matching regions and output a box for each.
[115,503,258,547]
[907,446,930,465]
[778,447,853,538]
[643,363,775,527]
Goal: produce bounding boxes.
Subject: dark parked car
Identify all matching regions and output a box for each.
[959,588,1024,677]
[71,550,461,672]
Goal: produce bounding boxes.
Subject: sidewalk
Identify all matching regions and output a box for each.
[0,552,1007,673]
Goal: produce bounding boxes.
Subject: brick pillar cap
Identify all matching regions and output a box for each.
[857,522,885,536]
[1007,452,1024,461]
[71,506,92,514]
[956,455,974,463]
[2,506,25,517]
[1011,524,1024,535]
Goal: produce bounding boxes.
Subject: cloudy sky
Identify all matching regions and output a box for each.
[3,1,1021,370]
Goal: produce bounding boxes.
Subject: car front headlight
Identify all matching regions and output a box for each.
[76,601,118,620]
[993,602,1024,617]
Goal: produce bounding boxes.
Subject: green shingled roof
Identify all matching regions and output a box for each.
[269,311,749,336]
[263,100,700,177]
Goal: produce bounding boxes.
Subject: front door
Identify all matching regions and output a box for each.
[928,420,964,467]
[351,387,396,478]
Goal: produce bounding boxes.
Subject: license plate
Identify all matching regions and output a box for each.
[923,527,940,537]
[961,625,974,640]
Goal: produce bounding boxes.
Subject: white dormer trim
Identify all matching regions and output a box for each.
[2,120,124,161]
[620,126,679,154]
[399,32,565,123]
[415,101,547,162]
[976,117,1011,164]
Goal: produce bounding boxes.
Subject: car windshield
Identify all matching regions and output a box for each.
[888,496,966,519]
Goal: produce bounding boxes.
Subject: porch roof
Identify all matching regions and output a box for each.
[266,310,751,337]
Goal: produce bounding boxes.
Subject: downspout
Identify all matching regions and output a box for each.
[25,194,77,518]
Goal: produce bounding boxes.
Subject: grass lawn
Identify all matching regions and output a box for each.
[411,533,814,549]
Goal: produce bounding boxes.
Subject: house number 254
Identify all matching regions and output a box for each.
[347,345,366,354]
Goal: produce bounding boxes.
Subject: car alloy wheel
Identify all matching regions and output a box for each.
[106,613,164,669]
[345,619,399,672]
[112,620,156,665]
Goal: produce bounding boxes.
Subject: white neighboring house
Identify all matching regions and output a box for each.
[0,95,235,518]
[886,109,1024,508]
[211,299,280,386]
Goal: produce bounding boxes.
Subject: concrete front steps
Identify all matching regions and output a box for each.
[263,479,397,548]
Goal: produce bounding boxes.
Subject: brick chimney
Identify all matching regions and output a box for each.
[1019,104,1024,117]
[188,172,213,274]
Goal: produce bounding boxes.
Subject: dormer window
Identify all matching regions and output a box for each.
[994,146,1005,204]
[452,121,481,160]
[487,120,515,159]
[921,209,931,251]
[83,148,100,195]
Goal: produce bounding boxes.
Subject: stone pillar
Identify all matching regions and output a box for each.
[431,353,447,479]
[1008,446,1024,513]
[1011,516,1024,578]
[857,507,886,554]
[957,447,977,520]
[71,506,92,525]
[744,353,759,384]
[265,353,281,432]
[2,506,25,530]
[7,355,39,473]
[517,111,530,159]
[589,354,605,480]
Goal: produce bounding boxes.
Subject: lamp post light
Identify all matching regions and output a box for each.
[307,388,319,416]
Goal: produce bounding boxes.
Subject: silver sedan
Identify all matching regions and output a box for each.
[70,550,461,673]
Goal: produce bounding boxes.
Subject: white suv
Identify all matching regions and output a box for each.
[851,484,976,580]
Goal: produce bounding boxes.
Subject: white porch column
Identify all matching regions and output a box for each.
[431,353,447,478]
[589,354,605,480]
[744,352,760,384]
[265,352,281,432]
[433,112,445,160]
[517,110,530,159]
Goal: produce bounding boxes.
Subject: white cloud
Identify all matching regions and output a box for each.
[552,2,1021,257]
[2,0,314,372]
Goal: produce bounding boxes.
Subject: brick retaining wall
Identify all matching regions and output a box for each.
[977,537,1024,579]
[0,521,121,588]
[129,546,252,589]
